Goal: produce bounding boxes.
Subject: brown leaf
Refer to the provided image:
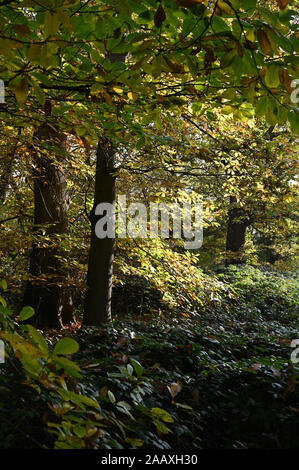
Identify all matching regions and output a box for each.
[163,55,185,73]
[101,89,113,106]
[276,0,289,9]
[13,24,31,38]
[167,381,182,398]
[236,42,243,58]
[248,363,262,371]
[154,4,166,28]
[96,64,106,77]
[279,68,292,93]
[116,336,127,347]
[257,29,272,55]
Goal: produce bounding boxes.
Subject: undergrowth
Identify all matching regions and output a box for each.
[0,266,298,449]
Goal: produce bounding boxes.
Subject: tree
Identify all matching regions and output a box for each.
[83,138,116,325]
[23,120,74,329]
[225,195,252,264]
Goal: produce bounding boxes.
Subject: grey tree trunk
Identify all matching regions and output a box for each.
[23,123,74,329]
[83,138,116,326]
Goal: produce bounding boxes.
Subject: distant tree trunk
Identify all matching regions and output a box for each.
[23,123,73,329]
[0,130,20,204]
[83,139,116,326]
[225,196,251,266]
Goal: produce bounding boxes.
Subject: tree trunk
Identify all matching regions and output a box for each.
[23,123,74,329]
[83,138,116,326]
[225,196,251,266]
[0,130,20,205]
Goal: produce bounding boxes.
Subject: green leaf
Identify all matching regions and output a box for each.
[130,358,144,377]
[153,419,169,434]
[53,337,79,356]
[44,12,61,37]
[18,306,35,321]
[0,280,7,291]
[73,424,86,438]
[21,356,42,376]
[151,407,174,423]
[264,65,280,88]
[25,325,48,354]
[32,81,45,106]
[52,356,82,378]
[125,437,143,447]
[108,390,116,404]
[221,49,237,68]
[288,110,299,135]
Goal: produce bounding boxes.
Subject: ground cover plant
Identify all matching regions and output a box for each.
[0,267,298,449]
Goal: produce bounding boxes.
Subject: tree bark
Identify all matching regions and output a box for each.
[23,123,74,329]
[83,139,116,326]
[225,196,251,266]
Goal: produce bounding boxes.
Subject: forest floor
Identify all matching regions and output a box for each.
[0,266,298,449]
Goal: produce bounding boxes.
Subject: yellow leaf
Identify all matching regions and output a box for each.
[128,91,138,102]
[245,29,255,42]
[113,86,123,94]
